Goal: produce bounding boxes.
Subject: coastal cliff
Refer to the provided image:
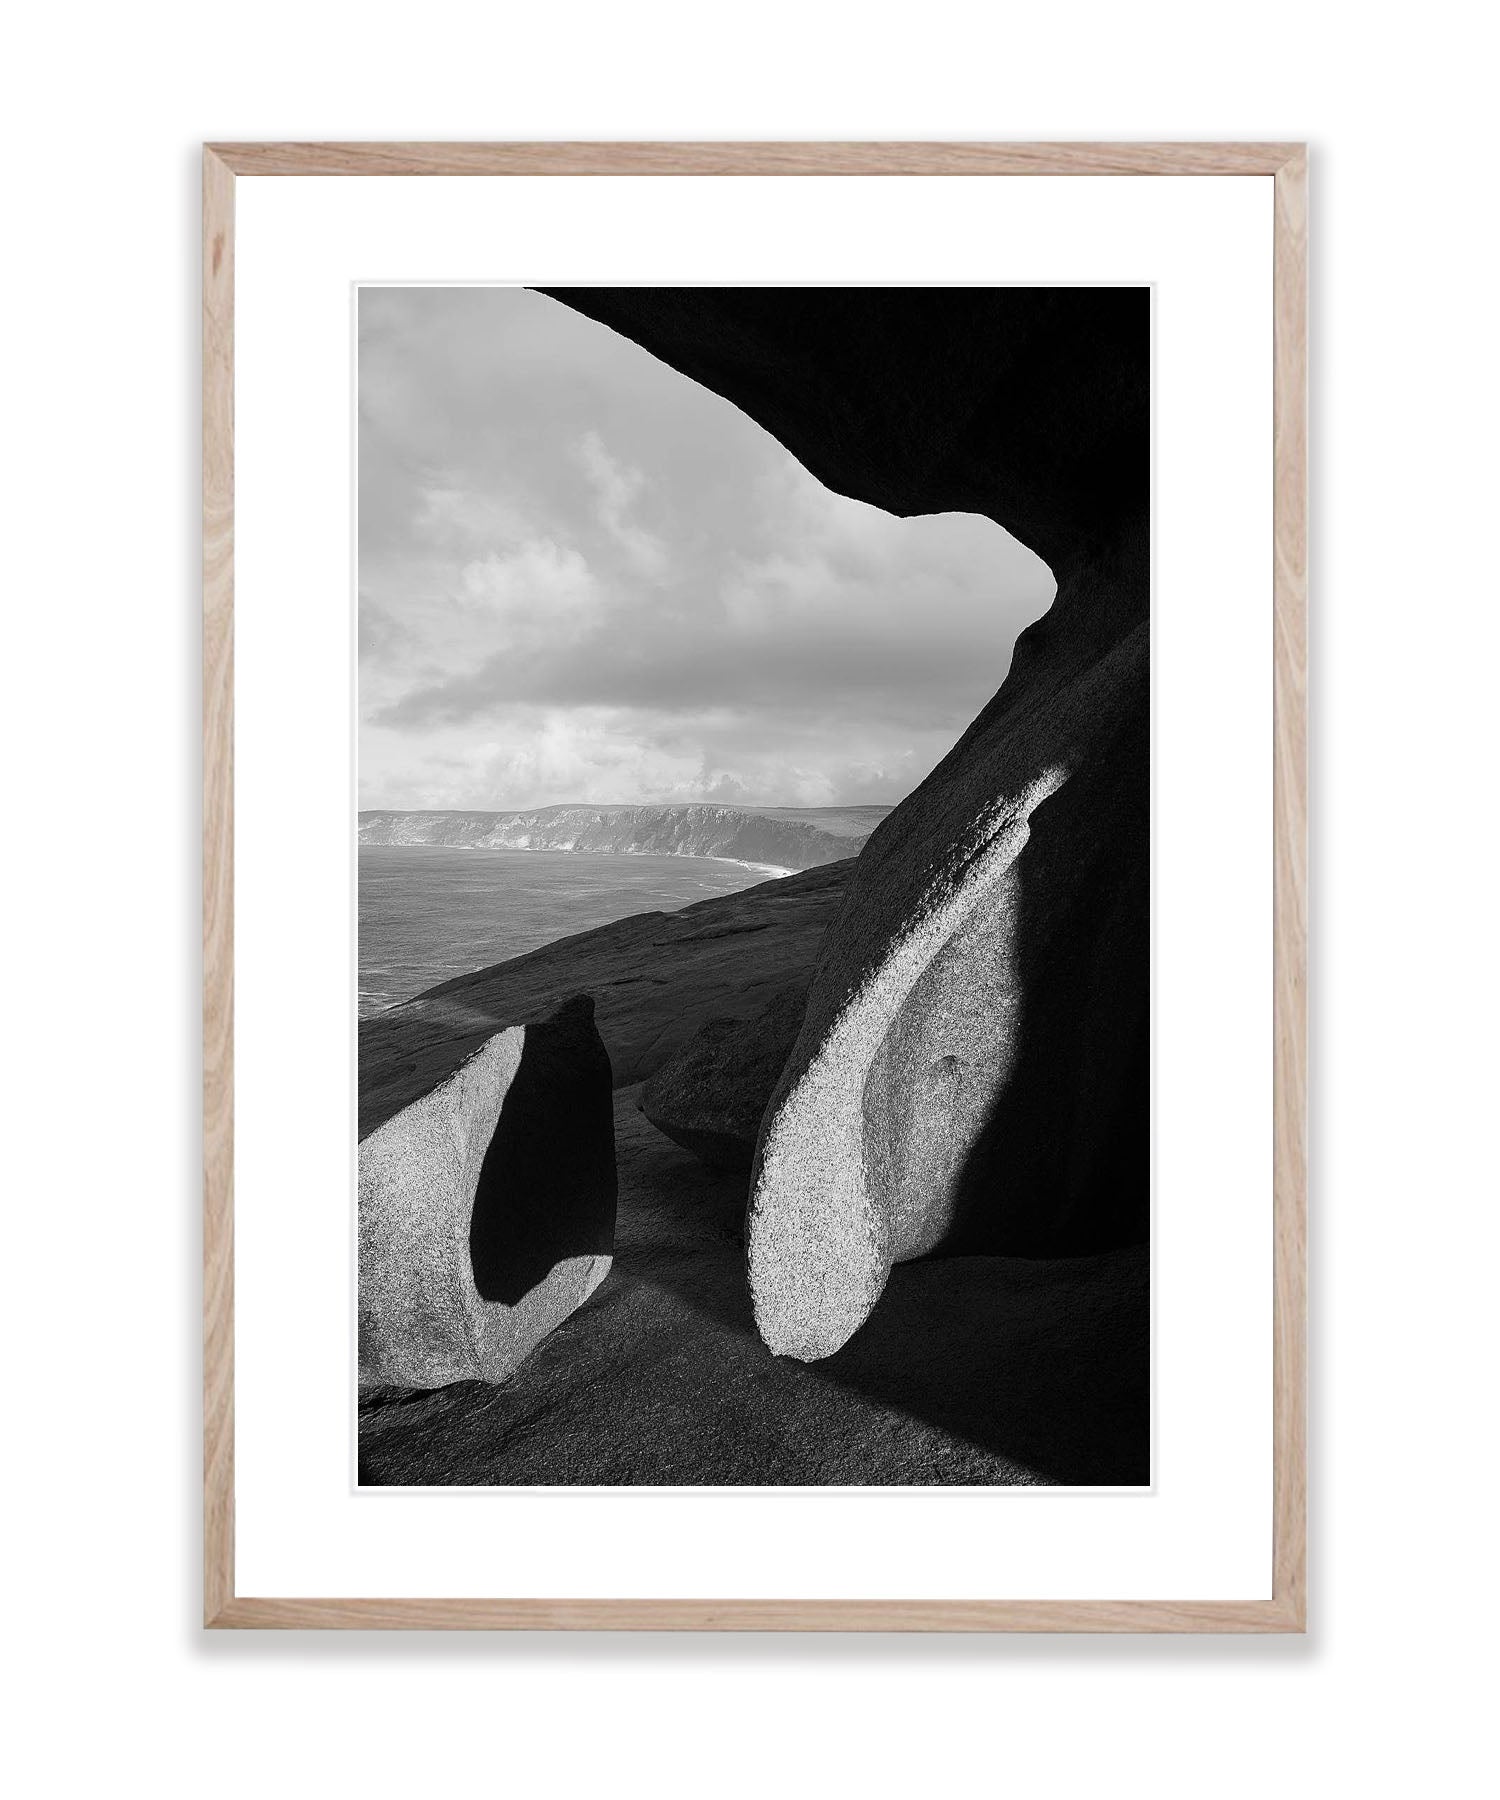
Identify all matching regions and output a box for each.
[358,802,885,872]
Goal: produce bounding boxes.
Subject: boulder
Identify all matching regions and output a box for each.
[545,290,1150,1361]
[358,994,616,1388]
[638,983,808,1172]
[749,614,1147,1358]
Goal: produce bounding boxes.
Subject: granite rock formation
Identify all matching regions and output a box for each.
[358,994,616,1388]
[638,983,808,1172]
[545,289,1149,1361]
[359,1085,1148,1486]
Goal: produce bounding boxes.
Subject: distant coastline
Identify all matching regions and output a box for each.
[429,843,794,879]
[357,801,889,874]
[717,858,794,878]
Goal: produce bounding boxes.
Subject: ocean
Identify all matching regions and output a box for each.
[358,846,788,1019]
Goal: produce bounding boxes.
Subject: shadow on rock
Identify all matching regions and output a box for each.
[470,1001,617,1305]
[818,1249,1148,1485]
[618,1099,1150,1486]
[361,1093,1144,1486]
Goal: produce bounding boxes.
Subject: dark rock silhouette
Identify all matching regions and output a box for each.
[545,289,1149,1360]
[358,995,615,1388]
[638,983,808,1172]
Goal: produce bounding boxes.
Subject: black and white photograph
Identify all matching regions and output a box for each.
[21,0,1500,1769]
[356,285,1150,1486]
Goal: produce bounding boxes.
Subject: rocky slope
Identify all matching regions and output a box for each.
[357,829,1148,1485]
[638,984,808,1173]
[359,1087,1149,1486]
[358,860,849,1140]
[358,802,886,872]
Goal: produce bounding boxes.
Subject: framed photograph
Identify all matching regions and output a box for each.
[204,141,1306,1630]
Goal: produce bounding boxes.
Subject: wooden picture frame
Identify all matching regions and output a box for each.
[203,141,1307,1631]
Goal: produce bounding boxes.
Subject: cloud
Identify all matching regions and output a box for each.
[410,484,530,549]
[454,539,601,649]
[575,430,668,577]
[358,287,1055,809]
[359,704,956,813]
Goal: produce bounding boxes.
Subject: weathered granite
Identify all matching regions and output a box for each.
[358,1087,1149,1487]
[358,994,616,1388]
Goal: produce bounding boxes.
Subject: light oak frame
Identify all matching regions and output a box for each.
[203,141,1307,1631]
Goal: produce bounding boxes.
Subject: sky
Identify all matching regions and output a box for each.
[358,287,1055,812]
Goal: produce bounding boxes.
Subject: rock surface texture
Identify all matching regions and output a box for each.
[638,983,808,1172]
[359,1088,1148,1486]
[358,994,616,1388]
[545,289,1150,1361]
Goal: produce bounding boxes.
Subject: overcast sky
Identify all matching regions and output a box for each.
[358,287,1054,812]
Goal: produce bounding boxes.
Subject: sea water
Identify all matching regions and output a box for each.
[358,846,788,1018]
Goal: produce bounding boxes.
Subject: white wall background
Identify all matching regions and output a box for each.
[4,4,1494,1795]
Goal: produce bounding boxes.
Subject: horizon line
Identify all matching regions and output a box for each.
[357,798,898,814]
